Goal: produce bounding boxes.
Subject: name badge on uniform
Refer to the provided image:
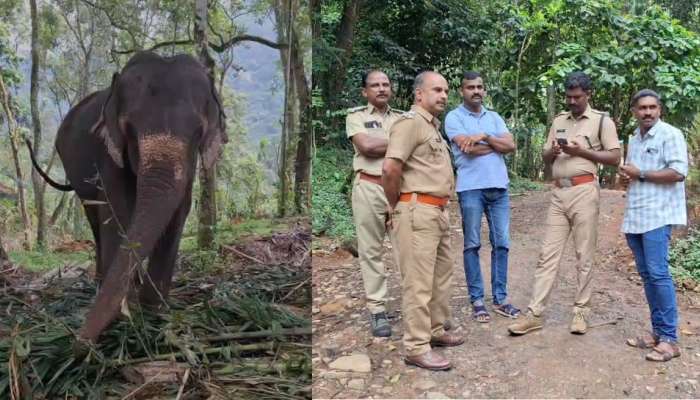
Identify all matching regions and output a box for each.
[555,128,566,138]
[364,121,382,129]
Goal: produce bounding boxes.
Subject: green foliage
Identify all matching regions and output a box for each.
[311,146,354,240]
[315,0,700,181]
[670,229,700,282]
[509,175,546,195]
[8,249,92,272]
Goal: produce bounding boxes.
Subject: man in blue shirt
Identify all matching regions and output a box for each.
[444,71,518,322]
[619,89,688,362]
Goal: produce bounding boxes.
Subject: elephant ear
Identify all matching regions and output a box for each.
[200,78,228,170]
[92,72,125,168]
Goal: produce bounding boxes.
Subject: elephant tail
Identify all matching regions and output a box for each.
[25,138,74,192]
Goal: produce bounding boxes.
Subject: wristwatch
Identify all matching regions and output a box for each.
[639,171,646,182]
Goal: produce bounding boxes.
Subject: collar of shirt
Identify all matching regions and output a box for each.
[460,104,488,118]
[412,105,441,129]
[565,104,594,121]
[367,103,392,116]
[633,119,661,141]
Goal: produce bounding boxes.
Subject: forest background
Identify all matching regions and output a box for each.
[312,0,700,282]
[0,0,311,266]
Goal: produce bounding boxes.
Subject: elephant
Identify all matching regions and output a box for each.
[28,51,227,343]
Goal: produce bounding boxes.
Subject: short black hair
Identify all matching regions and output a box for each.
[462,71,482,82]
[361,70,389,88]
[631,89,661,107]
[564,71,593,92]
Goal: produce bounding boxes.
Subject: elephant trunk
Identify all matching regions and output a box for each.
[80,134,190,342]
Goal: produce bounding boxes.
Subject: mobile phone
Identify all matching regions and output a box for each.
[556,138,568,146]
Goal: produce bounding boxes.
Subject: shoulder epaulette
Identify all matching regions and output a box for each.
[591,110,609,116]
[398,110,416,119]
[391,108,406,114]
[347,105,367,113]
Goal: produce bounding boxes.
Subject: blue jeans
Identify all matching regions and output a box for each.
[625,225,678,343]
[458,188,510,305]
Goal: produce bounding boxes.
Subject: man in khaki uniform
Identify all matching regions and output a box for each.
[382,71,464,371]
[347,70,403,337]
[509,71,621,336]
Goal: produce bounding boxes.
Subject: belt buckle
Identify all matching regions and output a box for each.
[559,178,573,188]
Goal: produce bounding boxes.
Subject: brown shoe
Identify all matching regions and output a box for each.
[430,333,465,347]
[405,350,451,371]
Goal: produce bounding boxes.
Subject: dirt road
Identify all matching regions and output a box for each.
[312,189,700,399]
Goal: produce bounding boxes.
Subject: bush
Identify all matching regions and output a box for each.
[509,175,546,195]
[312,147,355,241]
[669,228,700,282]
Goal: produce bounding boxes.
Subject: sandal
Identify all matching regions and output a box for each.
[494,304,521,319]
[626,333,659,349]
[472,304,490,323]
[645,342,680,362]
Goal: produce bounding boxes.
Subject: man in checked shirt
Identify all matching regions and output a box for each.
[619,89,688,362]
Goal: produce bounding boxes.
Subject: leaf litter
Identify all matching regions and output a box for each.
[0,227,311,399]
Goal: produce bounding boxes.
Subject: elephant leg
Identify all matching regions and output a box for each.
[139,197,191,307]
[82,205,103,282]
[96,168,136,281]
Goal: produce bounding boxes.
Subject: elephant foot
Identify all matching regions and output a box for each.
[139,294,169,312]
[72,335,93,361]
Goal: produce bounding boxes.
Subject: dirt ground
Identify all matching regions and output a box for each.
[311,188,700,399]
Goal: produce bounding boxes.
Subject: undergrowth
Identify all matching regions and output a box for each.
[0,266,311,399]
[311,147,355,241]
[509,175,546,195]
[670,228,700,283]
[9,249,92,272]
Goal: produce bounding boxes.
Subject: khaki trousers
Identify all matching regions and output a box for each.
[390,196,453,356]
[352,175,390,313]
[528,182,600,316]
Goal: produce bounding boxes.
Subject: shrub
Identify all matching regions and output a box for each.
[669,228,700,282]
[311,147,355,241]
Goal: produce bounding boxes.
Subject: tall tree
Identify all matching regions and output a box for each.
[29,0,48,248]
[325,0,360,110]
[0,73,31,250]
[195,0,218,249]
[291,19,311,214]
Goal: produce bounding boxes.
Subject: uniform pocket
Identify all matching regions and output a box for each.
[575,134,598,150]
[428,140,444,162]
[411,203,441,232]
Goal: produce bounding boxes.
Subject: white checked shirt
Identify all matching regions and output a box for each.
[622,120,688,234]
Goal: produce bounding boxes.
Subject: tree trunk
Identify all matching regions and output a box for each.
[290,22,312,214]
[30,0,48,248]
[274,0,294,217]
[49,192,69,226]
[0,73,32,250]
[326,0,361,110]
[194,0,217,249]
[72,195,82,238]
[0,232,8,264]
[544,85,556,181]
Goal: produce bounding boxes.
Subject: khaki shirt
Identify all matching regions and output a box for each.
[346,103,403,176]
[385,105,454,197]
[544,105,620,179]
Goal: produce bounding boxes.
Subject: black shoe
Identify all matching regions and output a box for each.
[370,312,392,337]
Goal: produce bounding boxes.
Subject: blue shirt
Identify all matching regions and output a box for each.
[444,105,510,192]
[622,120,688,234]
